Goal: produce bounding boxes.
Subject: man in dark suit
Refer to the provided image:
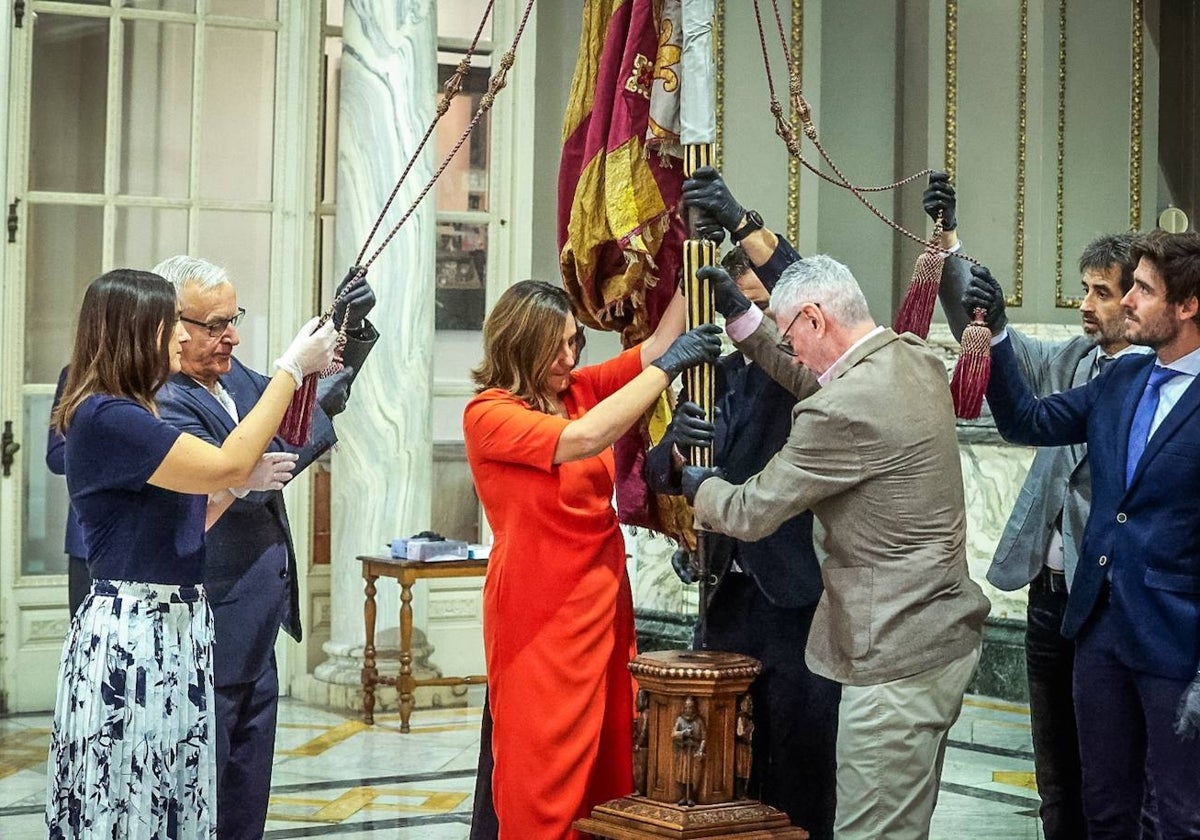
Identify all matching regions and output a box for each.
[154,255,378,840]
[647,247,838,836]
[981,229,1200,839]
[927,172,1150,840]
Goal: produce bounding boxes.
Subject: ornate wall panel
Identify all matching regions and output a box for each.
[1054,0,1145,306]
[946,0,1028,306]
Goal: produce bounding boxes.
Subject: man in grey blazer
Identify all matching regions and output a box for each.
[657,255,991,840]
[926,172,1147,840]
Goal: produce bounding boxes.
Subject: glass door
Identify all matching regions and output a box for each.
[0,0,285,712]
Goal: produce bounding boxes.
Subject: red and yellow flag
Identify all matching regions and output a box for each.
[559,0,685,347]
[559,0,688,533]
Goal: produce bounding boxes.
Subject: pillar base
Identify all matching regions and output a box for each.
[576,796,808,839]
[308,633,470,714]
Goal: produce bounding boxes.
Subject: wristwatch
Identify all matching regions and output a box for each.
[730,210,764,243]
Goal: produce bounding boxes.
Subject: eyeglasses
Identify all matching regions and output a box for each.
[180,307,246,338]
[775,303,819,357]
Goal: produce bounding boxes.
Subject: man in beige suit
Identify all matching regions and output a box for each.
[665,255,990,840]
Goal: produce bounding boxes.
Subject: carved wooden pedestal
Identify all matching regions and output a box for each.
[575,650,808,839]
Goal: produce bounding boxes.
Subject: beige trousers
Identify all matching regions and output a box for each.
[833,645,981,840]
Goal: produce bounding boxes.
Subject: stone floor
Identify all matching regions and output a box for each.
[0,694,1045,839]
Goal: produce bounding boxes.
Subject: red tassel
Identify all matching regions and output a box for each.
[951,308,992,419]
[893,215,945,340]
[280,374,318,446]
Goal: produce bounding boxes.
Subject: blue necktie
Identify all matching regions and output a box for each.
[1125,366,1184,486]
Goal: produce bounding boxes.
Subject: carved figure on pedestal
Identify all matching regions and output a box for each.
[734,693,754,799]
[672,696,706,806]
[633,689,650,795]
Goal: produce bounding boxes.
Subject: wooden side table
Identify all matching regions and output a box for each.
[358,554,489,732]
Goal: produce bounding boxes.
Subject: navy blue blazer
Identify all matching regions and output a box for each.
[157,357,338,687]
[987,337,1200,680]
[646,351,823,609]
[47,367,87,558]
[711,353,823,609]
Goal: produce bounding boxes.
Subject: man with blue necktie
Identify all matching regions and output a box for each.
[981,229,1200,839]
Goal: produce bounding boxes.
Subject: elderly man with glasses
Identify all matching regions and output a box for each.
[650,254,990,840]
[153,255,378,840]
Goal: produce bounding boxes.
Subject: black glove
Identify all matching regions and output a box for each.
[316,366,355,418]
[670,548,700,585]
[682,166,746,233]
[964,265,1009,332]
[691,211,727,245]
[665,401,715,451]
[332,266,377,331]
[1175,672,1200,741]
[697,265,752,320]
[651,324,724,378]
[923,171,957,231]
[682,465,724,504]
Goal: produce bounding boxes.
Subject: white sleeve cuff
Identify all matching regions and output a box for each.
[725,306,764,342]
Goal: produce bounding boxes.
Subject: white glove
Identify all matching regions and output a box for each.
[230,451,299,496]
[275,317,338,387]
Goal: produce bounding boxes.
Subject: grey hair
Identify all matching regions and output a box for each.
[151,255,231,295]
[769,254,872,326]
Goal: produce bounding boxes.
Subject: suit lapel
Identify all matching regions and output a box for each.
[221,358,261,420]
[170,372,238,436]
[1063,348,1097,480]
[1129,373,1200,489]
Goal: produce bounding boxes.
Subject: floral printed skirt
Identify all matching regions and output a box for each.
[46,579,217,840]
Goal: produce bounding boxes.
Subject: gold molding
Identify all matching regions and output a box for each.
[1129,0,1144,230]
[715,0,724,171]
[786,0,803,243]
[944,0,958,183]
[1011,0,1028,308]
[1054,0,1074,307]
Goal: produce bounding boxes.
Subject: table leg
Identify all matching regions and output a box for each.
[362,572,378,725]
[399,577,415,733]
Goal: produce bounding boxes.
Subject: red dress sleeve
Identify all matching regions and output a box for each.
[463,390,570,473]
[570,344,645,403]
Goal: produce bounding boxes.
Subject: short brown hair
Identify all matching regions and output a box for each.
[472,280,574,414]
[52,269,177,433]
[1130,230,1200,323]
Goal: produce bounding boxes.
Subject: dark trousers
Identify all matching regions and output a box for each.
[1073,602,1200,840]
[1025,567,1086,840]
[702,573,840,840]
[215,657,280,840]
[468,690,499,840]
[67,555,90,617]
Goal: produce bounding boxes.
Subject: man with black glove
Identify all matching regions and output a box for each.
[153,255,378,840]
[925,173,1150,840]
[684,166,803,281]
[982,229,1200,838]
[645,240,837,838]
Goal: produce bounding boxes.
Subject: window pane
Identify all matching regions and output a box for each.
[120,20,194,198]
[437,0,492,42]
[435,221,487,330]
[325,0,343,28]
[30,15,109,194]
[196,210,272,372]
[321,37,342,204]
[209,0,277,20]
[114,206,189,270]
[199,28,276,202]
[124,0,195,11]
[25,204,104,384]
[436,62,491,212]
[22,392,70,578]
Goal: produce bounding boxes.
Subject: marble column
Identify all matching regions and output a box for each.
[313,0,437,708]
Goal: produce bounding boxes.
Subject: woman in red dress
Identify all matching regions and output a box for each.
[464,281,721,839]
